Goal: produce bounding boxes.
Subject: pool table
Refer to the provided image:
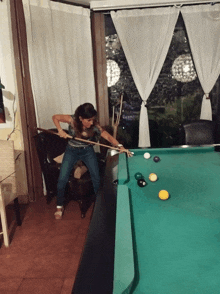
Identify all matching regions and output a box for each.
[72,146,220,294]
[114,146,220,294]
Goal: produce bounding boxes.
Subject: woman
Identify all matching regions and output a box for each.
[52,103,127,219]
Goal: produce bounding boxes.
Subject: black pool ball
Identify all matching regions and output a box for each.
[153,156,160,162]
[137,179,147,187]
[135,172,144,180]
[113,179,118,185]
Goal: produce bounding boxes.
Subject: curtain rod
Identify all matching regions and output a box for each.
[90,0,219,11]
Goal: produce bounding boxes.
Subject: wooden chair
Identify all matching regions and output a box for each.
[0,140,21,247]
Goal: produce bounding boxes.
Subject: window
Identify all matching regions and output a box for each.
[105,13,220,148]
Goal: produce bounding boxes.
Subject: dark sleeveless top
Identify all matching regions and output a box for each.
[68,115,103,148]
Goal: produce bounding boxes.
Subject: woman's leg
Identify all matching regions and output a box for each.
[81,146,100,195]
[56,145,79,207]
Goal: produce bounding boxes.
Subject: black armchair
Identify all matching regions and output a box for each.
[34,129,104,218]
[181,120,216,145]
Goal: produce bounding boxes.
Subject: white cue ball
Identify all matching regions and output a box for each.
[144,152,151,159]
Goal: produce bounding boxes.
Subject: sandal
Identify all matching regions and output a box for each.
[54,207,64,220]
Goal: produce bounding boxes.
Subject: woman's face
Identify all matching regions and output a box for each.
[80,116,95,129]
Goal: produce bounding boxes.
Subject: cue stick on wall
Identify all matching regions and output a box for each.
[36,127,134,157]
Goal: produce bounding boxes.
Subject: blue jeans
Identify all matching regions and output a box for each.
[56,144,100,206]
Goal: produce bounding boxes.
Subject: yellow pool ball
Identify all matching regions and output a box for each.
[149,173,158,182]
[158,190,169,200]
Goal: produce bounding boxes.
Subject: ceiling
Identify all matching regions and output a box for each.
[53,0,214,10]
[57,0,101,7]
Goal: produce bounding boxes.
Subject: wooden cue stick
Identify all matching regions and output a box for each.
[116,93,123,126]
[75,137,124,152]
[181,143,220,147]
[36,127,125,153]
[112,105,115,127]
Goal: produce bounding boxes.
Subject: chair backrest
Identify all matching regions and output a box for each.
[34,129,68,169]
[0,140,16,206]
[183,120,215,145]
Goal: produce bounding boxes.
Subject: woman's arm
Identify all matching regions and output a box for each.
[101,130,126,152]
[52,114,72,138]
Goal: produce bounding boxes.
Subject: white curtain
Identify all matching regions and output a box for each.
[182,4,220,120]
[22,0,96,129]
[111,7,179,147]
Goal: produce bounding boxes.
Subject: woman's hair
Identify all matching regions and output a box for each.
[73,103,97,134]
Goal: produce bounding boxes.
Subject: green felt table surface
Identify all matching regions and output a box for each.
[113,147,220,294]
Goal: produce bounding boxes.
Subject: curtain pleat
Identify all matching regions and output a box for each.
[111,7,179,147]
[182,4,220,120]
[22,0,96,129]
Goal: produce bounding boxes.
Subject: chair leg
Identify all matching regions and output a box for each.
[13,198,21,226]
[0,201,9,247]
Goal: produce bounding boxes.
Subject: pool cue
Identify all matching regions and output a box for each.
[180,144,220,148]
[37,127,134,157]
[209,144,220,147]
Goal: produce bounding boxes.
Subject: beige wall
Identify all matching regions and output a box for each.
[0,1,28,203]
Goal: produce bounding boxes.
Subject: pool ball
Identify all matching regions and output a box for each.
[144,152,151,159]
[149,173,158,182]
[113,179,118,185]
[135,172,144,180]
[158,190,169,200]
[153,156,160,162]
[137,179,147,187]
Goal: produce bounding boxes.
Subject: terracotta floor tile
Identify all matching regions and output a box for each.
[78,226,90,235]
[17,278,63,294]
[0,277,23,293]
[72,234,87,253]
[0,194,93,292]
[20,217,54,231]
[37,234,77,255]
[0,246,9,255]
[25,253,72,279]
[3,233,48,255]
[61,278,76,294]
[64,202,94,221]
[23,211,55,224]
[0,254,34,278]
[25,197,56,213]
[65,253,82,278]
[47,220,81,237]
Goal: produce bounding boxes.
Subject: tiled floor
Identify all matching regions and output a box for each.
[0,196,94,294]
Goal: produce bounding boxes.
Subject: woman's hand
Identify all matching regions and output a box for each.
[118,145,127,153]
[118,146,134,157]
[58,129,72,139]
[100,130,133,157]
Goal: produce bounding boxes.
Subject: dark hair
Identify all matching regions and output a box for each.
[74,103,97,133]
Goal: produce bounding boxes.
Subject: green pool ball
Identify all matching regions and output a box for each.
[134,172,143,180]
